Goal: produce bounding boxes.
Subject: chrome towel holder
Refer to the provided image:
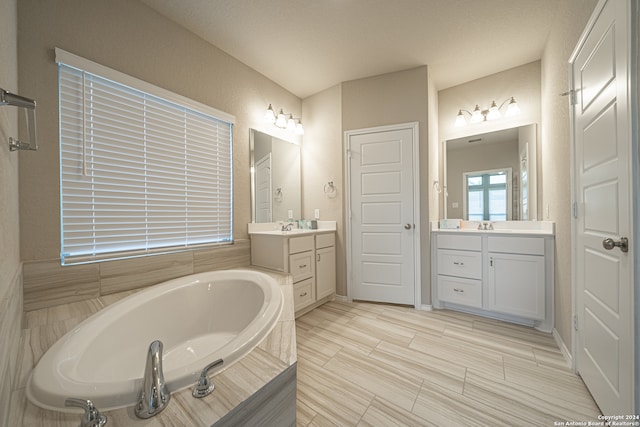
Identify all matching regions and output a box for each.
[0,88,38,151]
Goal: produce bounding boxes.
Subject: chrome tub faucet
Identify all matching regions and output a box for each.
[135,340,170,419]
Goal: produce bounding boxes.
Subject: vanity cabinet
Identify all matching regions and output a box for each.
[487,237,545,320]
[250,230,336,315]
[432,229,554,332]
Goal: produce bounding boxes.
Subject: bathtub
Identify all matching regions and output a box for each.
[26,269,283,413]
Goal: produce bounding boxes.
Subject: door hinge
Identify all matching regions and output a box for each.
[561,89,578,106]
[573,315,579,331]
[572,202,578,219]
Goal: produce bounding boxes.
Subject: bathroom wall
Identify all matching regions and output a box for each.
[301,84,345,294]
[17,0,301,309]
[438,61,543,219]
[0,0,23,423]
[341,66,433,304]
[541,0,598,352]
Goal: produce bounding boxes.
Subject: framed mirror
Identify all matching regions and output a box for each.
[444,124,537,220]
[250,129,301,222]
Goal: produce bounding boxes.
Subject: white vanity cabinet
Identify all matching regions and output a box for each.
[487,237,546,320]
[250,227,336,315]
[432,227,554,332]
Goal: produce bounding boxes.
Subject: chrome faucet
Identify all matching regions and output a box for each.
[65,398,107,427]
[281,222,294,231]
[135,340,170,419]
[192,358,224,398]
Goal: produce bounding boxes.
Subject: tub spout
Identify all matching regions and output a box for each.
[135,340,170,419]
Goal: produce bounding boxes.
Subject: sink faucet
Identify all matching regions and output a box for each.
[135,340,170,419]
[281,222,294,231]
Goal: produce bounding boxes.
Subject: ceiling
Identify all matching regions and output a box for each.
[141,0,559,99]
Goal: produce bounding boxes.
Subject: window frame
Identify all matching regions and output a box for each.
[463,168,512,221]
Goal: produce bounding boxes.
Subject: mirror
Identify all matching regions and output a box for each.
[444,124,537,220]
[250,129,301,222]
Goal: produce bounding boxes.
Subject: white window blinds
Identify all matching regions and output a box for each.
[57,49,234,265]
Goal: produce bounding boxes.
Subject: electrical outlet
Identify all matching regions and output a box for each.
[452,202,459,209]
[287,209,293,220]
[314,209,320,219]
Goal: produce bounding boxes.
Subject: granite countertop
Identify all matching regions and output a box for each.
[10,268,296,426]
[431,220,555,236]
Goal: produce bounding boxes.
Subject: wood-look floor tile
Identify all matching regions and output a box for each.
[464,369,601,424]
[308,413,342,427]
[295,302,601,427]
[324,348,422,411]
[409,332,505,379]
[296,400,318,426]
[413,380,524,427]
[358,396,435,427]
[297,358,374,426]
[370,340,466,394]
[345,316,416,347]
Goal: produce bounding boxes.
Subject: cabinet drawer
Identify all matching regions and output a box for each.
[437,276,482,308]
[315,232,335,249]
[289,235,314,254]
[293,278,314,311]
[289,251,313,282]
[437,234,482,251]
[488,236,544,255]
[437,249,482,279]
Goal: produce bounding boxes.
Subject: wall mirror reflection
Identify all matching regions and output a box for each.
[250,129,301,222]
[444,124,537,221]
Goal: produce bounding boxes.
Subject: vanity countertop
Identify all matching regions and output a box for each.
[431,220,555,236]
[248,220,337,236]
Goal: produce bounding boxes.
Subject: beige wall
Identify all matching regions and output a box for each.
[17,0,301,306]
[341,66,432,304]
[438,61,542,219]
[0,0,23,422]
[541,0,598,350]
[301,84,344,293]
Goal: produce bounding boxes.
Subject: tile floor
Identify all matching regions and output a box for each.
[295,301,601,426]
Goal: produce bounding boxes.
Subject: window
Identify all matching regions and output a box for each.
[464,169,511,221]
[57,49,234,265]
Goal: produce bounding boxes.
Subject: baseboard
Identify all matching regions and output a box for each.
[552,328,573,369]
[419,304,433,311]
[334,294,349,303]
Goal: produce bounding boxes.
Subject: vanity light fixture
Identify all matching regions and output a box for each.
[455,97,520,127]
[264,104,305,135]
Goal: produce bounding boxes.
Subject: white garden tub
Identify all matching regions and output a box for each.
[26,269,283,412]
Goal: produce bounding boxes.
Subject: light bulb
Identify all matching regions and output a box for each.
[275,109,286,127]
[295,121,305,135]
[506,97,520,117]
[470,105,483,123]
[264,104,276,123]
[286,114,296,131]
[454,110,466,127]
[486,101,501,120]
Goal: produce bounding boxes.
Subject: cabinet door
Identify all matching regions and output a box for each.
[487,252,545,320]
[316,246,336,300]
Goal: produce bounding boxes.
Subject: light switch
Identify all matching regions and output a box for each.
[452,202,459,209]
[314,209,320,219]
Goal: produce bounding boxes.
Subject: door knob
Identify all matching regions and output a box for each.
[602,237,629,253]
[404,224,412,230]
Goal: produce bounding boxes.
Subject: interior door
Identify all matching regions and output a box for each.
[348,126,416,305]
[572,0,634,414]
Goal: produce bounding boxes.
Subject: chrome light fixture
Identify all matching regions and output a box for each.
[454,97,520,127]
[264,104,304,135]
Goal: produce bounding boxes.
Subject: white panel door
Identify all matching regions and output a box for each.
[255,154,272,223]
[572,0,633,414]
[348,127,415,305]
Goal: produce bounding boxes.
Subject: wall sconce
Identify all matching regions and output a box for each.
[264,104,304,135]
[454,97,520,127]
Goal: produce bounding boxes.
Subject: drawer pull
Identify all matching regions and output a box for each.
[453,261,465,266]
[300,292,308,297]
[453,288,464,293]
[299,264,307,269]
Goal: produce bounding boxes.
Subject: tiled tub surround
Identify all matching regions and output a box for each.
[0,268,23,426]
[22,239,251,311]
[10,267,297,426]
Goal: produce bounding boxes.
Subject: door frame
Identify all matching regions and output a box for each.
[569,0,639,411]
[344,122,421,309]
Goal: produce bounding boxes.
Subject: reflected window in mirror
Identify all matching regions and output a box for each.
[444,124,537,221]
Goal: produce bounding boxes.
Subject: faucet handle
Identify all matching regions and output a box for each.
[192,358,224,398]
[65,398,107,427]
